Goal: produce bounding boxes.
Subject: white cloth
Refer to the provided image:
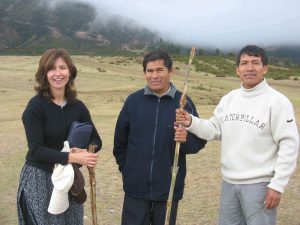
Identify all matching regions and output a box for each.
[48,141,74,214]
[188,79,299,193]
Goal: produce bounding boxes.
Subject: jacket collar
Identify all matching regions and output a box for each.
[144,83,177,98]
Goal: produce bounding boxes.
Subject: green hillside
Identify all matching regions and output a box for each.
[173,55,300,80]
[0,0,159,55]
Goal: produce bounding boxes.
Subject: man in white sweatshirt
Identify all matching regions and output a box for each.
[176,45,299,225]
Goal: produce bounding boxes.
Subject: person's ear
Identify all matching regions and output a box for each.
[263,65,268,75]
[236,67,240,77]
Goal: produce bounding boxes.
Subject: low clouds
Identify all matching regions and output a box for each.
[53,0,300,49]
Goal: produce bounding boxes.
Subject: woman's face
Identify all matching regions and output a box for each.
[47,57,70,93]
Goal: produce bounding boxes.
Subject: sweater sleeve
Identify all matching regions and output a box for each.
[22,99,69,165]
[80,102,102,152]
[268,99,299,193]
[187,99,223,141]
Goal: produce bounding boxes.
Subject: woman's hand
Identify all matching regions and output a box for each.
[68,148,98,168]
[176,109,192,127]
[70,147,85,153]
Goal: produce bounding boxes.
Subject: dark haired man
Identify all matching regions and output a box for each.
[176,45,299,225]
[113,50,207,225]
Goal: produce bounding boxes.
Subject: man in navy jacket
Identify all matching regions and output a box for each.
[113,50,207,225]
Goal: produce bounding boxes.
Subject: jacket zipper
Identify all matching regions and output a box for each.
[150,97,160,198]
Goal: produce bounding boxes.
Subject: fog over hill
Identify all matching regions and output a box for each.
[72,0,300,49]
[0,0,300,63]
[0,0,160,54]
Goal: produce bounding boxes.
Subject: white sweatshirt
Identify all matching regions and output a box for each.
[188,79,299,193]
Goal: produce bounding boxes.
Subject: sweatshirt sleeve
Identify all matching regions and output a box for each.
[267,98,299,193]
[22,99,69,165]
[187,99,223,141]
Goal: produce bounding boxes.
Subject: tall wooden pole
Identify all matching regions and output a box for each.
[88,144,99,225]
[164,47,196,225]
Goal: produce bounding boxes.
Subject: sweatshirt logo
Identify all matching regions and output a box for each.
[222,114,266,130]
[287,119,293,123]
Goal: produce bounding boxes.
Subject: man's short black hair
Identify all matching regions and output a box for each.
[236,45,268,66]
[143,51,173,73]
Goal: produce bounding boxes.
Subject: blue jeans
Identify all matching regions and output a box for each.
[219,181,277,225]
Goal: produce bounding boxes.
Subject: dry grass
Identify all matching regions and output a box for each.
[0,55,299,225]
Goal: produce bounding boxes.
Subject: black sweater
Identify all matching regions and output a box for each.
[22,94,102,173]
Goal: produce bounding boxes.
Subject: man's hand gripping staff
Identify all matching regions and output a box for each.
[164,47,196,225]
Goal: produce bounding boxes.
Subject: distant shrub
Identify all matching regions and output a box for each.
[271,74,286,80]
[193,84,205,90]
[96,67,106,72]
[106,97,114,102]
[193,84,211,91]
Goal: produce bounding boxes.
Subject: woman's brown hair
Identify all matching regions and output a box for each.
[34,48,77,102]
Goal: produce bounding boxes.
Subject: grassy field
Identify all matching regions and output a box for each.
[0,55,299,225]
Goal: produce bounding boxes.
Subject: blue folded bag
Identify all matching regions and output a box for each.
[67,121,93,149]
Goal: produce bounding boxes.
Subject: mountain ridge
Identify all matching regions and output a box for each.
[0,0,300,65]
[0,0,160,55]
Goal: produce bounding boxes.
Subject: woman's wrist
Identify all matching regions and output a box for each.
[68,152,74,163]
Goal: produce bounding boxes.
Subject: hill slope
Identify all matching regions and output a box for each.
[0,0,300,66]
[0,0,159,54]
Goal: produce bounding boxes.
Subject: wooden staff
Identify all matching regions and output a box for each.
[164,47,196,225]
[88,144,98,225]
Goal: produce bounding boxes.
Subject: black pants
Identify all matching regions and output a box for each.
[121,194,179,225]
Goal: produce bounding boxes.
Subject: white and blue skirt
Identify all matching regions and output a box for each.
[17,164,83,225]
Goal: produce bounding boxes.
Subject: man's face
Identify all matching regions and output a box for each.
[145,59,173,96]
[236,54,268,89]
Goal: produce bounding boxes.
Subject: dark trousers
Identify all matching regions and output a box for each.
[121,194,179,225]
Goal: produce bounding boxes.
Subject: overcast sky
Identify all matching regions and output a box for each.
[65,0,300,50]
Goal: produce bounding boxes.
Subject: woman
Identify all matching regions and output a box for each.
[17,49,102,225]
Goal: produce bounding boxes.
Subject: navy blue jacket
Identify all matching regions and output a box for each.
[113,84,207,201]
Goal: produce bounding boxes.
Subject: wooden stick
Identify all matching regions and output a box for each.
[88,144,98,225]
[164,142,180,224]
[164,47,196,225]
